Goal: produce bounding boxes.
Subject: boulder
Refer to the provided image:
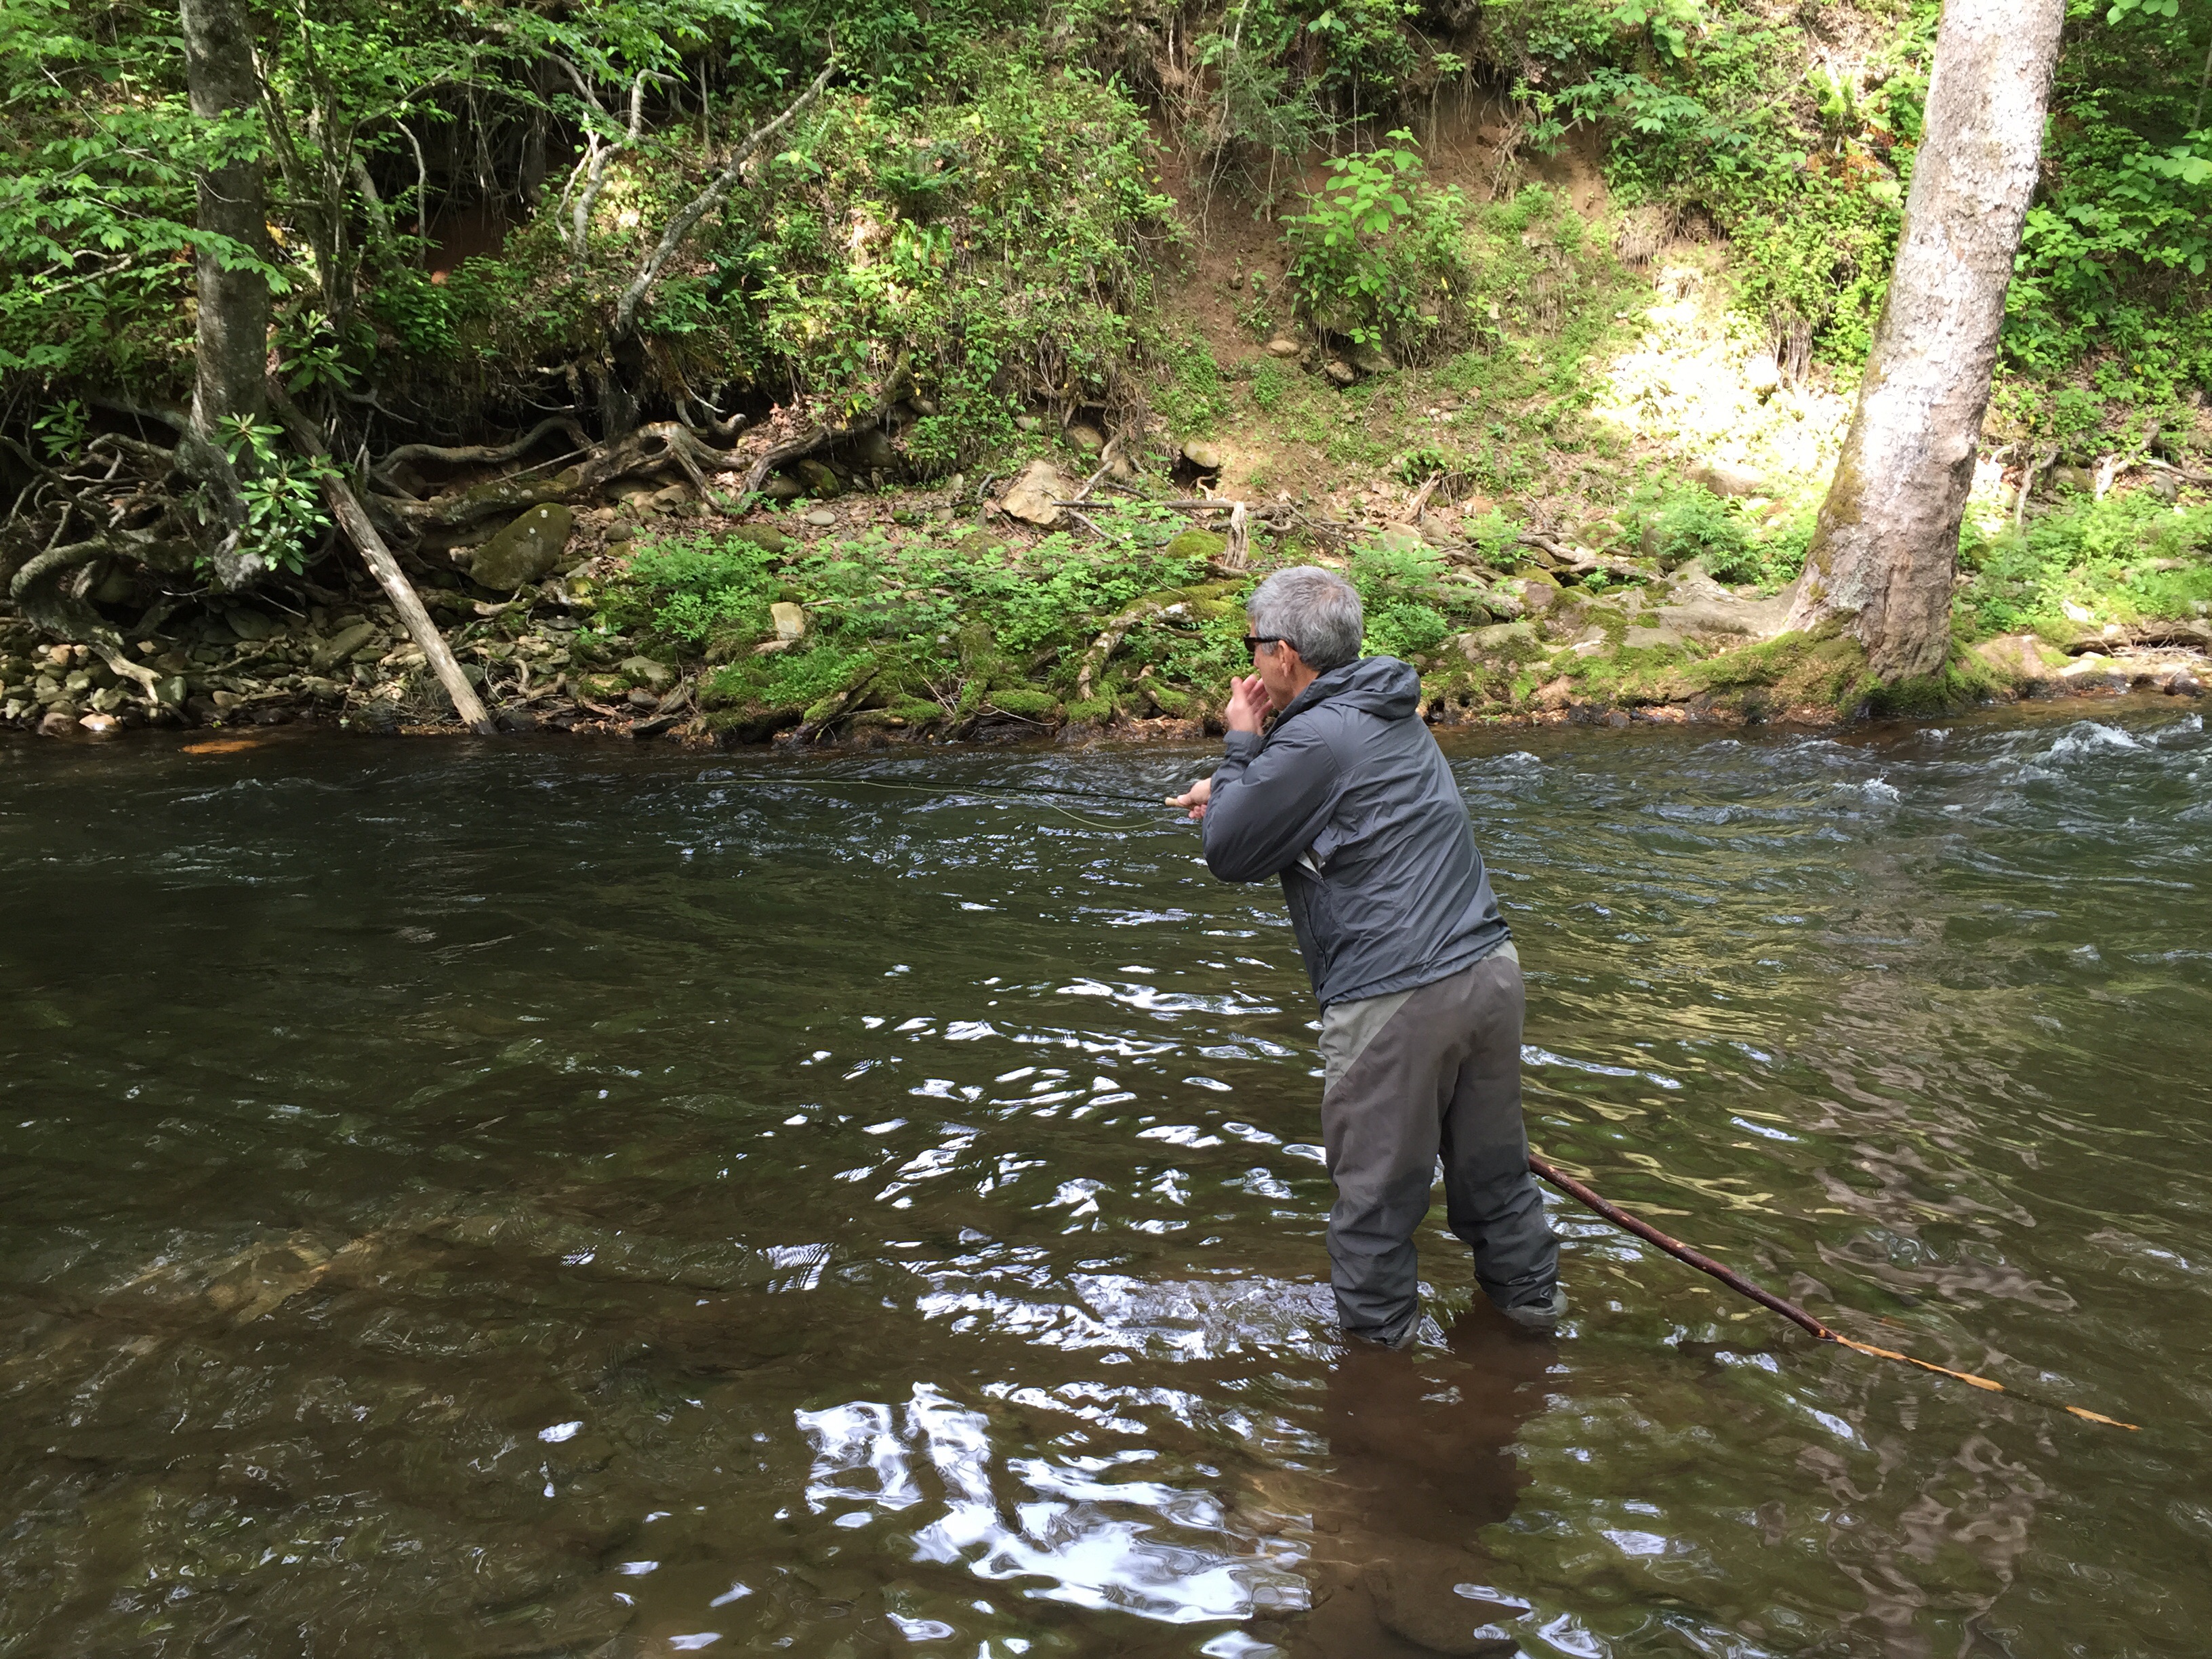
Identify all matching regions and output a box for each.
[770,602,808,642]
[1743,354,1781,398]
[1623,623,1689,651]
[1323,359,1357,387]
[469,504,574,591]
[794,458,842,499]
[226,608,276,641]
[2047,464,2095,495]
[1370,522,1429,556]
[1063,423,1107,457]
[803,508,837,527]
[1181,438,1225,472]
[1690,459,1769,497]
[847,428,899,472]
[758,473,804,501]
[2169,671,2204,697]
[619,655,675,692]
[1000,459,1069,527]
[1456,620,1538,663]
[1974,633,2061,684]
[1265,337,1303,358]
[37,709,76,737]
[1346,341,1398,375]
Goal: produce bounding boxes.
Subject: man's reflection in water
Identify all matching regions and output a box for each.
[1279,1302,1554,1657]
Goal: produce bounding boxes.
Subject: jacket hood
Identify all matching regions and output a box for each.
[1278,655,1420,727]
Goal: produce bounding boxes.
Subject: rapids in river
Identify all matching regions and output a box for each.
[3,702,2208,1658]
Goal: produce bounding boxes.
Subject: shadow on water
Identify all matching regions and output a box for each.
[1,695,2207,1657]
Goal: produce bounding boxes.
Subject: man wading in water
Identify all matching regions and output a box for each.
[1169,566,1563,1347]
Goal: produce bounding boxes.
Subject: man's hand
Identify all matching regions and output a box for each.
[1166,776,1212,821]
[1225,674,1271,735]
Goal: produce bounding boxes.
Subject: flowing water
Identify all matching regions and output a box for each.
[3,702,2209,1659]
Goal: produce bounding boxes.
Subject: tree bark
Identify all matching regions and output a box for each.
[180,0,271,440]
[1784,0,2065,680]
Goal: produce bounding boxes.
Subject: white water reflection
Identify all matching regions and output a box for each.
[798,1382,1309,1624]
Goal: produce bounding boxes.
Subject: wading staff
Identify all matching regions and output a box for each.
[1526,1151,2139,1432]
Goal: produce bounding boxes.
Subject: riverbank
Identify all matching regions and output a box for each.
[3,448,2205,747]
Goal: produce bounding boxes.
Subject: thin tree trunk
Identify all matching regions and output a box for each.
[1784,0,2065,681]
[179,0,272,588]
[180,0,270,441]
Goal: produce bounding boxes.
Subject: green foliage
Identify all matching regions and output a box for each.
[1286,132,1469,351]
[221,418,334,576]
[1958,489,2212,636]
[1347,534,1496,660]
[615,503,1252,718]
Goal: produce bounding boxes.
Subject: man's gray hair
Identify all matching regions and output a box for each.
[1247,566,1364,672]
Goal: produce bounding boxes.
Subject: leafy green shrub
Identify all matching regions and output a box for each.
[1286,131,1470,352]
[1348,533,1492,659]
[614,534,781,646]
[1959,490,2212,636]
[1630,483,1748,571]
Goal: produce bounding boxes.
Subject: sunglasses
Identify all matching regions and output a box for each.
[1242,635,1286,658]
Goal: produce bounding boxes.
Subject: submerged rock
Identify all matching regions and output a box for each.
[470,504,574,591]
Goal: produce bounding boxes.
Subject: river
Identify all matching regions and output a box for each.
[3,702,2207,1658]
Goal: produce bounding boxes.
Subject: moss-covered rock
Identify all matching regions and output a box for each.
[988,686,1060,720]
[1165,529,1226,564]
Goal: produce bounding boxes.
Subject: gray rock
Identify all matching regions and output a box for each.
[1456,621,1538,663]
[312,622,380,672]
[2048,464,2095,495]
[37,709,75,737]
[1013,414,1043,433]
[1346,341,1398,375]
[803,508,837,527]
[1623,623,1688,651]
[2169,671,2204,697]
[226,607,276,641]
[1064,423,1106,457]
[1744,355,1781,397]
[848,428,899,471]
[759,473,805,501]
[770,602,807,642]
[1266,337,1303,358]
[1691,459,1769,497]
[619,655,675,692]
[1324,359,1357,387]
[469,504,575,592]
[724,524,794,555]
[1370,522,1429,556]
[1181,438,1225,472]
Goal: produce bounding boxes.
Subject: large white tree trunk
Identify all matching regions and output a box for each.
[1785,0,2066,680]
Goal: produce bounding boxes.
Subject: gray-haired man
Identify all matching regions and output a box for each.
[1170,566,1561,1347]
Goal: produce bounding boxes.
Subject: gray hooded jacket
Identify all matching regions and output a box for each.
[1202,655,1509,1007]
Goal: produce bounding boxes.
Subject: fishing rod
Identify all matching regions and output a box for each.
[1527,1151,2139,1432]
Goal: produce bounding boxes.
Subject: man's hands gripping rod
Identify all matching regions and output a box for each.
[1165,673,1273,820]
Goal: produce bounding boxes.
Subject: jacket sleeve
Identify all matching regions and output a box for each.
[1202,720,1343,883]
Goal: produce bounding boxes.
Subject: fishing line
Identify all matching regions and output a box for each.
[1528,1151,2139,1432]
[720,772,1176,829]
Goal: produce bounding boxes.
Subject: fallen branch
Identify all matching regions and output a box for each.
[617,56,838,333]
[1076,595,1191,701]
[268,385,494,735]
